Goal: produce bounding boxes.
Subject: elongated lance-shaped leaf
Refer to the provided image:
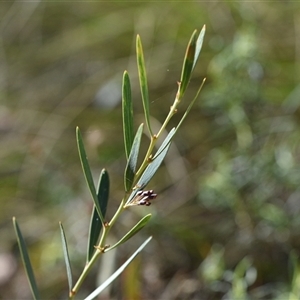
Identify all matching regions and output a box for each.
[122,71,134,159]
[124,123,144,192]
[176,78,206,133]
[12,217,40,300]
[59,222,73,293]
[178,30,197,98]
[126,129,175,204]
[136,35,152,135]
[87,169,110,261]
[97,169,110,220]
[87,206,101,262]
[153,127,176,160]
[105,214,151,252]
[84,236,152,300]
[76,127,104,223]
[136,142,171,190]
[192,25,206,71]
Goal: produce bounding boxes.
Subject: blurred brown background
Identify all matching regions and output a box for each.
[1,1,300,299]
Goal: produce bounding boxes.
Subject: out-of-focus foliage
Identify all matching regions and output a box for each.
[1,1,300,299]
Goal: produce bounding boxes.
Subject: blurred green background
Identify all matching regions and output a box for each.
[1,1,300,299]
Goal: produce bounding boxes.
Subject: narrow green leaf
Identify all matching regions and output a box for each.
[192,25,206,71]
[136,35,152,135]
[87,206,101,262]
[105,214,152,252]
[176,78,206,132]
[128,128,175,198]
[87,169,110,261]
[12,217,40,300]
[179,30,197,97]
[84,236,152,300]
[135,142,171,190]
[124,124,144,192]
[122,71,134,159]
[59,222,73,293]
[97,169,110,219]
[76,127,104,223]
[153,127,176,160]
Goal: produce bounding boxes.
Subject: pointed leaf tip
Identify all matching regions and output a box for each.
[13,218,40,300]
[136,34,152,135]
[76,127,104,224]
[192,25,206,71]
[179,30,197,97]
[59,222,73,293]
[179,26,206,98]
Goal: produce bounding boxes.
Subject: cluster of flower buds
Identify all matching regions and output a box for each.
[131,190,157,206]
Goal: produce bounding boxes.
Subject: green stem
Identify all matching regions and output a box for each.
[156,102,179,138]
[70,199,126,299]
[109,199,126,227]
[135,136,156,179]
[70,241,102,299]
